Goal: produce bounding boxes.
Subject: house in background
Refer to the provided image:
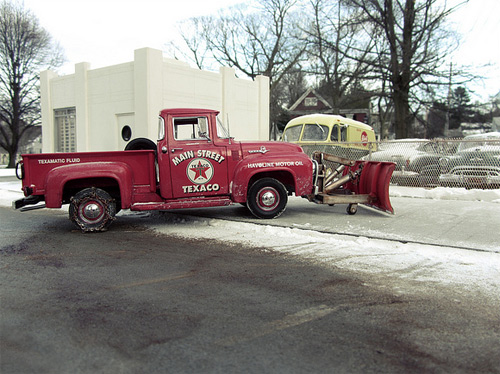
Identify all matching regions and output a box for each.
[286,88,371,124]
[40,47,270,153]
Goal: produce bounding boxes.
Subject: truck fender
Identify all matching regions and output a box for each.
[231,155,313,203]
[231,167,290,203]
[44,162,133,208]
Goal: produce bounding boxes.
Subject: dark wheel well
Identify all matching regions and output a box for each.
[248,171,295,195]
[62,178,121,206]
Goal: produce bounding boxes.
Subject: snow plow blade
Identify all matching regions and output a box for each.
[346,160,395,213]
[309,152,395,214]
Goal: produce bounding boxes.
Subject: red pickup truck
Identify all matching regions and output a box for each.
[14,108,395,232]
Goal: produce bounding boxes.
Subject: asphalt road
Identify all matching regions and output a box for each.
[1,206,499,374]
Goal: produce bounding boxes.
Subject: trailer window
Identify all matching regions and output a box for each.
[173,117,209,140]
[302,123,328,141]
[283,125,303,142]
[340,125,347,142]
[331,125,339,142]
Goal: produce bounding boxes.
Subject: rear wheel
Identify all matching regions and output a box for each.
[69,188,116,232]
[247,178,288,219]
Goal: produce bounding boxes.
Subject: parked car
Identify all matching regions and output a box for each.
[364,139,456,186]
[439,132,500,189]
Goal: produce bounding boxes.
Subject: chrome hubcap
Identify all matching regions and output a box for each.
[261,191,276,207]
[83,203,102,220]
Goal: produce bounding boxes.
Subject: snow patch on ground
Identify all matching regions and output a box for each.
[0,182,24,207]
[390,185,500,203]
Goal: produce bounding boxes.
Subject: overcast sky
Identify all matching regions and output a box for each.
[21,0,500,100]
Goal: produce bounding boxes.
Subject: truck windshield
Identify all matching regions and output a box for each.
[216,115,231,139]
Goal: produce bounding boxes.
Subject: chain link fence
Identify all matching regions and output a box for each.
[299,135,500,189]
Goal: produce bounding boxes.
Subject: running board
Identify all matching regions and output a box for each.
[130,197,233,211]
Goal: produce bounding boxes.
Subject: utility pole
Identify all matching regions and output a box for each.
[444,63,452,137]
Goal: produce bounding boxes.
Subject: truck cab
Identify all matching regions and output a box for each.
[156,109,235,200]
[147,108,315,211]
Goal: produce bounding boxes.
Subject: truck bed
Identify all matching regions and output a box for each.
[19,150,157,205]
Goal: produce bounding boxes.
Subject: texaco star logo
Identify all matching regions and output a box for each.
[186,158,214,184]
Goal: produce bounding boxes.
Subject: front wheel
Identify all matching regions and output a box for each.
[247,178,288,219]
[69,188,116,232]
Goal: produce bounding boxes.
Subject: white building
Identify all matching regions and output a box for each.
[40,47,270,153]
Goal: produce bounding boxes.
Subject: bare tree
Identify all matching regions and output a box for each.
[346,0,464,138]
[302,0,378,112]
[0,1,63,167]
[174,0,307,135]
[166,15,213,70]
[172,0,469,139]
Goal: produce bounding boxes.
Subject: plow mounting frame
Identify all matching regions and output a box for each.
[307,152,395,214]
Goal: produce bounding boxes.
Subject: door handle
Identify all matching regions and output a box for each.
[171,148,183,153]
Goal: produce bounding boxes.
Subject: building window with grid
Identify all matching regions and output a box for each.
[54,108,76,152]
[304,97,318,107]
